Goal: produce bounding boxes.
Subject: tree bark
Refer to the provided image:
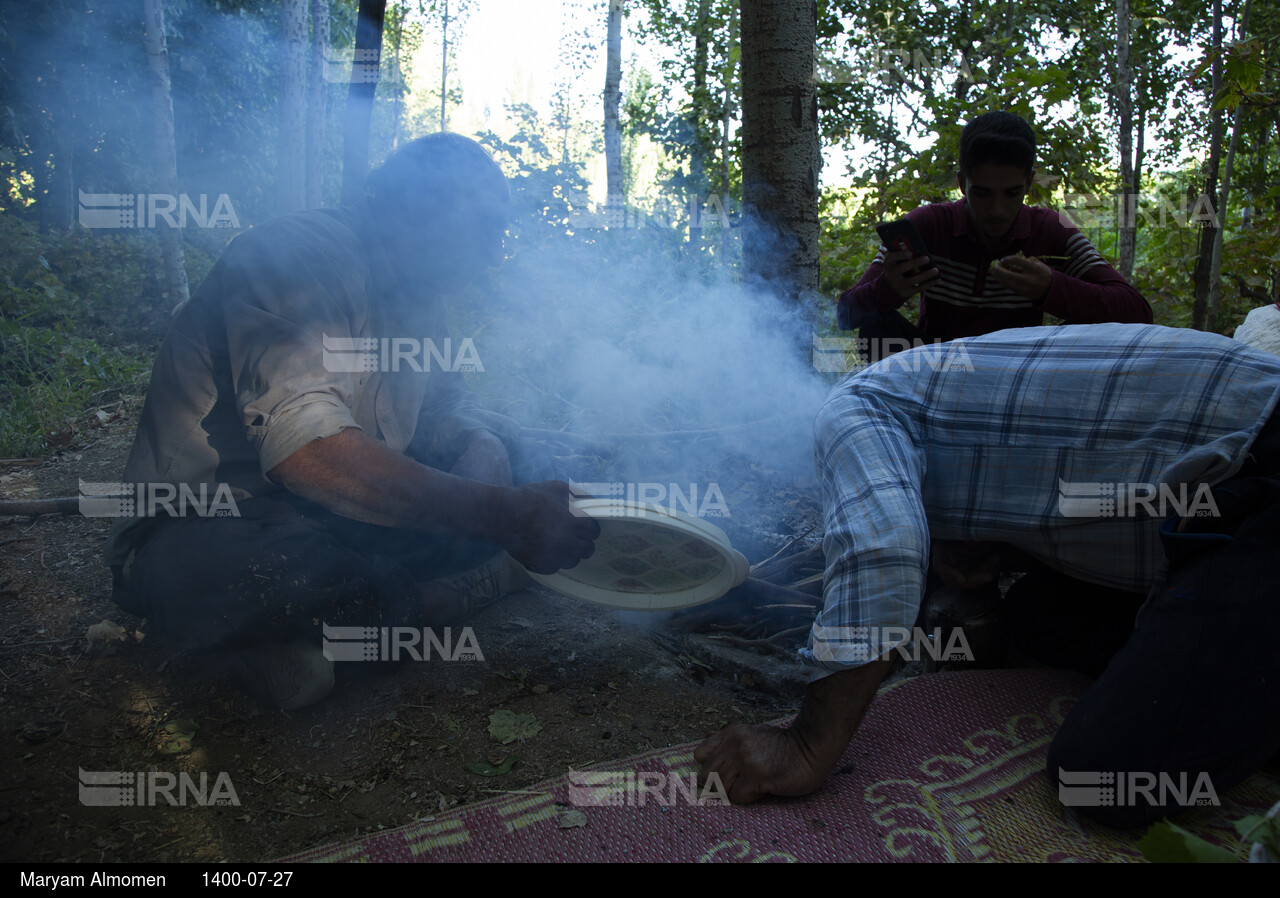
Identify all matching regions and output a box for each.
[307,0,330,208]
[1192,0,1225,330]
[143,0,190,309]
[689,0,712,249]
[741,0,820,298]
[341,0,386,206]
[1115,0,1136,279]
[604,0,624,220]
[1204,0,1252,331]
[277,0,309,215]
[440,0,450,132]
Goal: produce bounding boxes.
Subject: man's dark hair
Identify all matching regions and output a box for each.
[958,111,1036,175]
[365,132,509,223]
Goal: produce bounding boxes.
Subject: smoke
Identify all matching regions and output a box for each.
[469,223,833,491]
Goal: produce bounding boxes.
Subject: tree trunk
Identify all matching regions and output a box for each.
[277,0,308,215]
[341,0,386,206]
[740,0,820,299]
[721,0,737,201]
[143,0,190,310]
[1204,0,1252,331]
[390,2,404,147]
[1206,19,1252,329]
[688,0,712,249]
[720,0,738,260]
[307,0,330,208]
[440,0,450,132]
[1192,0,1225,330]
[604,0,624,220]
[1115,0,1136,279]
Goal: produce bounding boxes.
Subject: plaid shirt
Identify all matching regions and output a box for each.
[803,324,1280,673]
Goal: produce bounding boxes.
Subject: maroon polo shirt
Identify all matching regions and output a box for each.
[836,199,1152,340]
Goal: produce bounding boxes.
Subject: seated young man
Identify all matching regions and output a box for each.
[837,111,1152,356]
[697,323,1280,826]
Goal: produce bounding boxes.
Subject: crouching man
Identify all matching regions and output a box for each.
[697,323,1280,826]
[105,134,598,709]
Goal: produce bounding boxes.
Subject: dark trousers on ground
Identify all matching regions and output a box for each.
[1025,409,1280,826]
[111,441,554,653]
[112,492,500,652]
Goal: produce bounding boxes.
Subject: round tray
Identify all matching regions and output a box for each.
[526,499,750,611]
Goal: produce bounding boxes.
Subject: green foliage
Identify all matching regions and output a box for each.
[813,0,1279,326]
[0,215,178,457]
[1137,802,1280,863]
[630,0,740,203]
[1138,821,1243,863]
[476,103,595,250]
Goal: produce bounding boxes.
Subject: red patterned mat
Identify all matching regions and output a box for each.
[278,669,1280,862]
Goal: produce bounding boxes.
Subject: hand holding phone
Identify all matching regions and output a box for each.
[875,218,939,299]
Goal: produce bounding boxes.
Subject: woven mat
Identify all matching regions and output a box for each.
[278,669,1280,862]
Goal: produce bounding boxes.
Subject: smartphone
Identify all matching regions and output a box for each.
[876,218,938,285]
[876,218,929,258]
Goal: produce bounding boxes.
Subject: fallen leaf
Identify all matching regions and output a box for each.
[465,756,518,777]
[86,620,128,655]
[488,709,541,745]
[557,809,588,829]
[156,718,198,755]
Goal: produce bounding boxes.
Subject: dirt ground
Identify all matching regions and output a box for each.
[0,398,826,863]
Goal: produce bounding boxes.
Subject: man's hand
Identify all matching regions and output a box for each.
[882,248,939,300]
[694,725,831,805]
[695,658,892,804]
[449,430,512,488]
[990,254,1053,301]
[498,481,600,575]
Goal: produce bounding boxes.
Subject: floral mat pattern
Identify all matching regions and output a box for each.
[278,668,1280,863]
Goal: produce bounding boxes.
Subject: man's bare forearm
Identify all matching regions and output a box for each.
[695,656,893,804]
[268,427,511,540]
[788,658,894,771]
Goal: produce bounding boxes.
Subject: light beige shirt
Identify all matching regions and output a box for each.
[105,201,516,565]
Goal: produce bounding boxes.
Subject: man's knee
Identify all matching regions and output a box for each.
[1047,716,1224,828]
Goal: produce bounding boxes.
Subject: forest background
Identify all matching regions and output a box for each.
[0,0,1275,457]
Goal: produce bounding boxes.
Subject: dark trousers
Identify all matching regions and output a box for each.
[852,308,928,364]
[112,492,499,651]
[1041,408,1280,826]
[111,440,555,652]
